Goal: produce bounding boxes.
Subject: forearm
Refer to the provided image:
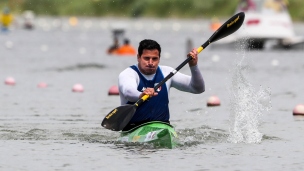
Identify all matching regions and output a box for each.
[172,65,205,93]
[120,86,141,102]
[189,65,205,93]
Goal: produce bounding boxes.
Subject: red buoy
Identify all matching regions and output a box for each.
[207,96,221,107]
[5,77,15,86]
[108,85,119,95]
[72,84,84,92]
[37,82,47,88]
[293,104,304,115]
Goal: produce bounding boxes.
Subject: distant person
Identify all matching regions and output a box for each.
[0,7,13,31]
[107,37,120,54]
[115,38,137,56]
[23,10,35,30]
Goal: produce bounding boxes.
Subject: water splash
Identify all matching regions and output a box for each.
[228,39,272,144]
[176,126,228,147]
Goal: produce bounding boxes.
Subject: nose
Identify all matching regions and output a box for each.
[148,59,153,65]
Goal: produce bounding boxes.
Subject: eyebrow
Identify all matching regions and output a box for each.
[143,55,159,57]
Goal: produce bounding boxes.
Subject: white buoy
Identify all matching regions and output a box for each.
[163,52,171,59]
[172,23,181,31]
[212,55,220,62]
[5,41,13,49]
[153,22,162,30]
[293,104,304,115]
[134,22,143,30]
[72,84,84,92]
[207,95,221,107]
[271,59,279,66]
[100,21,108,30]
[40,45,48,52]
[84,20,92,29]
[79,47,86,54]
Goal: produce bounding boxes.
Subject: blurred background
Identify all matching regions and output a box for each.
[1,0,304,50]
[3,0,238,18]
[1,1,304,170]
[0,0,303,20]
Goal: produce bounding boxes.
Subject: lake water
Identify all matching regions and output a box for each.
[1,17,304,171]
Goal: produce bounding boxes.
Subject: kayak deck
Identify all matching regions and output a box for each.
[118,121,178,149]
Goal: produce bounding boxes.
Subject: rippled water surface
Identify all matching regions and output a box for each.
[1,17,304,171]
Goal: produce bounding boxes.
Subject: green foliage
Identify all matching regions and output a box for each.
[1,0,238,18]
[0,0,303,21]
[288,0,304,21]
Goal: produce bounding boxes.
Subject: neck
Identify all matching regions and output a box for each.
[137,64,156,76]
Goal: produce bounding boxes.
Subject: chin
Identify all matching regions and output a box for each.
[144,70,156,75]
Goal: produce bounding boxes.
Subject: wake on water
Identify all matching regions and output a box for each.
[227,39,272,144]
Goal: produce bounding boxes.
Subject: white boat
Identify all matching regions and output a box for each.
[211,0,304,50]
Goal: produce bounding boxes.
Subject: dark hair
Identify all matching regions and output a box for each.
[138,39,161,57]
[124,38,130,45]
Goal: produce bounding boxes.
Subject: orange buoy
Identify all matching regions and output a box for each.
[69,16,78,26]
[72,84,84,92]
[210,17,221,31]
[5,77,15,86]
[293,104,304,115]
[108,85,119,95]
[207,96,221,107]
[210,22,221,31]
[37,82,47,88]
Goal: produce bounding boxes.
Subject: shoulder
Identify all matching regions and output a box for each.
[120,67,135,74]
[119,66,138,78]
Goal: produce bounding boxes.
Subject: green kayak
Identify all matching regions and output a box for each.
[118,121,178,149]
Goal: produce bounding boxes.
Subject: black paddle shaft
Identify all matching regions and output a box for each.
[134,56,192,107]
[154,56,192,90]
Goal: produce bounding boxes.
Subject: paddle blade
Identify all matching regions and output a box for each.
[209,12,245,43]
[101,105,136,131]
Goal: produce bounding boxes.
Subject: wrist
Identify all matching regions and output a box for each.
[189,63,197,67]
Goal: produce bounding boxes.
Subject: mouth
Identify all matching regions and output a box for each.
[143,66,156,74]
[146,66,155,69]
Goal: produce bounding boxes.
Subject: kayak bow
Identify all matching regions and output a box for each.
[118,121,178,149]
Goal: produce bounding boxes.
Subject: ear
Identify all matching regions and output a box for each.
[137,54,140,61]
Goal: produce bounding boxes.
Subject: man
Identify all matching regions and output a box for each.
[0,7,13,31]
[116,38,136,55]
[118,39,205,131]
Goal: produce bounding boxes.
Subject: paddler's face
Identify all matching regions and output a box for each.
[137,49,160,75]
